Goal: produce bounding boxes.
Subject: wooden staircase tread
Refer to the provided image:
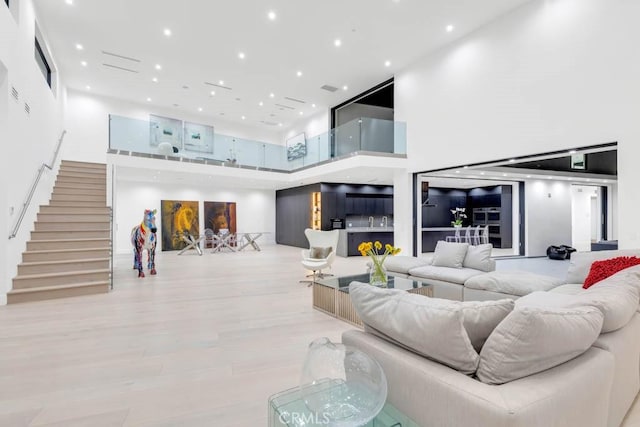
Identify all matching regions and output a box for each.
[24,247,110,254]
[19,257,110,267]
[8,281,110,294]
[13,268,111,280]
[28,238,111,243]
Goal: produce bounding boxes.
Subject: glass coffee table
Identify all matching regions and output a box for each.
[313,274,433,327]
[269,380,419,427]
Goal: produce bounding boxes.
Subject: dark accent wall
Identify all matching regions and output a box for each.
[275,184,321,248]
[505,150,617,175]
[276,183,393,248]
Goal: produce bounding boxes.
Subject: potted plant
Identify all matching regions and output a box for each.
[450,207,467,228]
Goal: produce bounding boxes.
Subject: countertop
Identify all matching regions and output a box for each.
[341,227,394,233]
[422,227,464,232]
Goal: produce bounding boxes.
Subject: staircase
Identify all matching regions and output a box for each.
[8,160,112,304]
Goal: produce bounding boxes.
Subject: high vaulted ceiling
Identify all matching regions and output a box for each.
[35,0,530,132]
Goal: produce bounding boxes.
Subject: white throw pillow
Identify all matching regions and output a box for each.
[349,281,480,374]
[518,267,640,333]
[462,244,493,272]
[432,241,469,269]
[461,299,515,352]
[476,306,603,385]
[565,249,640,284]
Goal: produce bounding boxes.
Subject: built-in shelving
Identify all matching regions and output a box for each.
[311,192,321,230]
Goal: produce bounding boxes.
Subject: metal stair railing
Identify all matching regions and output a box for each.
[8,130,67,239]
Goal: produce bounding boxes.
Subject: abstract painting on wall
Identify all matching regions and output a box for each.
[204,201,237,235]
[286,132,307,161]
[183,121,214,154]
[150,114,183,148]
[160,200,200,251]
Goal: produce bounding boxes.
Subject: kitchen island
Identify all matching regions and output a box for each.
[337,227,394,257]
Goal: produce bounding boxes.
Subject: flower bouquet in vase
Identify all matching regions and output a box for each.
[358,241,401,287]
[451,207,467,228]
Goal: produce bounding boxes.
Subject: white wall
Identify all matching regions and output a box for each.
[114,180,275,254]
[395,0,640,253]
[525,180,572,257]
[63,90,284,164]
[0,0,66,301]
[282,110,330,142]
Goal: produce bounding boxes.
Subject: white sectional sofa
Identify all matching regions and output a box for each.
[347,249,640,427]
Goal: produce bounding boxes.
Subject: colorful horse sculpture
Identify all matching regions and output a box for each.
[131,209,158,278]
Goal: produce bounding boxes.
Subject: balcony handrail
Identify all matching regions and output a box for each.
[9,130,67,239]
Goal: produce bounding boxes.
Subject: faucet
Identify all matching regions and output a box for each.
[368,216,374,228]
[382,216,388,228]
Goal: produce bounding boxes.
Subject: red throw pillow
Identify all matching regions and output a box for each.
[583,256,640,289]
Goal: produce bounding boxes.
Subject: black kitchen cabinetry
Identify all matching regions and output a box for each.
[347,232,394,256]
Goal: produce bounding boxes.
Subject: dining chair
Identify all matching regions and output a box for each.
[472,226,482,245]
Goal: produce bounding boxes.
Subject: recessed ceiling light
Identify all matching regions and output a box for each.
[198,107,203,112]
[342,85,348,91]
[509,159,515,163]
[259,101,264,106]
[267,10,277,20]
[527,175,532,178]
[312,103,316,108]
[80,61,87,67]
[334,39,342,47]
[238,52,246,59]
[384,60,391,67]
[241,115,246,120]
[152,77,158,82]
[65,0,73,4]
[278,123,283,127]
[569,150,577,154]
[147,97,152,102]
[219,80,224,85]
[446,25,454,32]
[503,173,508,177]
[455,170,460,174]
[603,180,608,183]
[155,64,162,70]
[480,172,485,175]
[299,111,304,115]
[210,90,215,96]
[463,165,469,169]
[75,43,84,50]
[85,85,91,90]
[163,28,172,37]
[296,70,303,77]
[547,176,553,179]
[269,92,275,98]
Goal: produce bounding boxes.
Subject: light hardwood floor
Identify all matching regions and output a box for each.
[0,245,638,426]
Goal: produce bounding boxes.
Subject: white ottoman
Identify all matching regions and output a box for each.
[464,271,564,301]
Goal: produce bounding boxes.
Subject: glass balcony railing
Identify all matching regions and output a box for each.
[108,115,406,172]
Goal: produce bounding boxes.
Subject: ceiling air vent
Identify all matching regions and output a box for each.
[320,84,339,92]
[284,96,305,104]
[101,51,141,63]
[103,63,139,73]
[275,103,295,110]
[24,103,31,115]
[260,120,279,126]
[204,81,232,90]
[11,86,19,101]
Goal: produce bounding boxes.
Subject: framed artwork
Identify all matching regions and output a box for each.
[150,115,183,148]
[204,201,237,235]
[160,200,199,251]
[286,132,307,161]
[183,121,214,154]
[571,153,586,170]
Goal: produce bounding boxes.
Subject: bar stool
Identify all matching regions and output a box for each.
[471,226,482,245]
[481,226,490,244]
[445,227,462,243]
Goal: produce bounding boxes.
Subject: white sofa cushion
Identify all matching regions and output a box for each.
[349,281,480,374]
[464,271,564,296]
[477,306,604,385]
[549,283,583,295]
[565,249,640,284]
[462,244,494,272]
[461,299,515,352]
[432,241,469,269]
[522,268,640,333]
[382,256,431,275]
[408,265,483,285]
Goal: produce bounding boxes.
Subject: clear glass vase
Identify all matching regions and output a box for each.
[369,260,388,287]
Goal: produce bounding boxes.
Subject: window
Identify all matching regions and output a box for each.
[34,38,51,88]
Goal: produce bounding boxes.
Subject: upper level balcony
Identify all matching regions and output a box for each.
[107,115,407,173]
